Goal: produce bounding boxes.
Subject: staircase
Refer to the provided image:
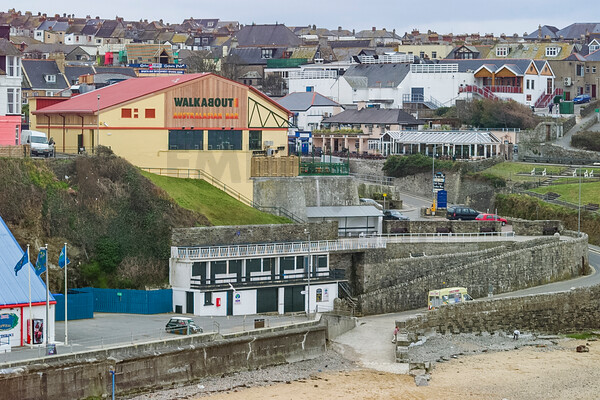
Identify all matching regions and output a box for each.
[538,166,576,187]
[458,84,499,100]
[338,281,360,316]
[534,88,563,109]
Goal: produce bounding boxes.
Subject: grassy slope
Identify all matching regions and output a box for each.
[141,171,290,226]
[531,181,600,205]
[482,162,566,182]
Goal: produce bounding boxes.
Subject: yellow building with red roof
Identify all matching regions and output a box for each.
[30,73,293,200]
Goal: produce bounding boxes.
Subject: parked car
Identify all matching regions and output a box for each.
[446,206,479,221]
[165,317,203,335]
[359,198,383,210]
[475,213,508,226]
[573,94,591,104]
[21,129,55,157]
[383,210,410,221]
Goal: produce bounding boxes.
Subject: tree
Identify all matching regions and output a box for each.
[184,51,219,74]
[261,74,287,96]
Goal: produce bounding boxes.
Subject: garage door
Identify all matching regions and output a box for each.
[256,287,278,313]
[284,285,305,313]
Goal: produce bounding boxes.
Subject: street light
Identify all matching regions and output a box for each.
[304,228,311,318]
[578,166,582,235]
[432,143,436,213]
[96,94,101,153]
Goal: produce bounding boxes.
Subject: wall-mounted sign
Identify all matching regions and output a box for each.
[174,97,239,108]
[139,69,185,74]
[128,63,187,69]
[0,313,18,331]
[433,172,446,191]
[234,293,241,305]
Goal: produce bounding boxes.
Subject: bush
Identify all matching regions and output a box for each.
[571,131,600,151]
[383,154,454,178]
[456,99,541,129]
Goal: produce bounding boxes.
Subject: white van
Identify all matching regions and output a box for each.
[21,130,54,157]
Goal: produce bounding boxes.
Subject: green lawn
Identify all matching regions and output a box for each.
[141,171,290,226]
[481,162,567,182]
[531,181,600,204]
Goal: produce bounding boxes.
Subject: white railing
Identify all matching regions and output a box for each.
[411,64,458,73]
[172,237,387,260]
[357,54,415,64]
[172,232,516,261]
[288,70,338,79]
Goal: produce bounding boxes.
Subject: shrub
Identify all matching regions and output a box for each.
[571,131,600,151]
[383,154,454,178]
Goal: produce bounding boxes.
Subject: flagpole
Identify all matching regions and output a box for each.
[45,243,49,346]
[64,243,68,346]
[28,244,32,349]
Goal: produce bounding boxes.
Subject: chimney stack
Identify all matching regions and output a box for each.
[372,26,376,32]
[0,25,10,40]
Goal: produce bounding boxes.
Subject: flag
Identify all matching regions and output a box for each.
[14,248,28,276]
[35,248,47,276]
[58,245,70,268]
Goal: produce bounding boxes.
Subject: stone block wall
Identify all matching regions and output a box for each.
[252,176,360,219]
[509,218,562,236]
[172,222,339,247]
[384,220,502,234]
[0,145,29,158]
[358,233,588,315]
[0,323,327,400]
[404,285,600,336]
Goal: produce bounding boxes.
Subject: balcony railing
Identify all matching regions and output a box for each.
[300,161,349,175]
[486,85,522,94]
[190,269,346,290]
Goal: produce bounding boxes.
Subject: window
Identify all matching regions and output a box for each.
[419,51,425,58]
[545,47,559,57]
[261,49,273,59]
[44,74,56,83]
[168,129,204,150]
[207,130,242,150]
[496,46,508,56]
[576,64,585,77]
[192,262,206,276]
[145,108,155,118]
[531,80,534,90]
[202,37,209,44]
[133,108,139,118]
[586,66,590,73]
[7,89,16,114]
[590,44,600,52]
[7,56,20,77]
[306,86,314,92]
[45,91,54,97]
[593,67,597,73]
[249,130,262,150]
[207,21,214,27]
[431,51,437,59]
[121,108,132,118]
[204,292,213,305]
[526,80,530,90]
[586,84,591,93]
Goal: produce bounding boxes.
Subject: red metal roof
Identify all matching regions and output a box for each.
[33,73,210,115]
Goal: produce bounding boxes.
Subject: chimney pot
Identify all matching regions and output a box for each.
[372,27,376,31]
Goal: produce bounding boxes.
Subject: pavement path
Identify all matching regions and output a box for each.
[331,245,600,374]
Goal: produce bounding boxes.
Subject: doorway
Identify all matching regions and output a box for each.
[592,85,597,99]
[284,285,305,313]
[186,291,194,314]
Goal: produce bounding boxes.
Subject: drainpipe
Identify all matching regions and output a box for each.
[60,114,65,154]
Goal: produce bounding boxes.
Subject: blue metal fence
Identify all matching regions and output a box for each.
[53,289,94,321]
[89,288,172,314]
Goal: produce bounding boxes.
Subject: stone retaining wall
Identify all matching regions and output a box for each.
[403,284,600,336]
[359,232,588,315]
[0,145,29,158]
[0,322,327,400]
[384,220,502,234]
[172,222,339,247]
[509,218,563,236]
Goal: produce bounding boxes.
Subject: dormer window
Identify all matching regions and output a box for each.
[545,47,559,57]
[496,46,508,57]
[590,41,600,52]
[45,74,56,83]
[207,21,214,27]
[261,49,274,59]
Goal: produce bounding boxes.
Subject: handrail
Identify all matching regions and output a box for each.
[140,167,305,223]
[171,233,517,261]
[350,173,394,186]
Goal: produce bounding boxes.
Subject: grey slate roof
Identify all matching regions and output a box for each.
[0,38,21,56]
[37,20,69,32]
[342,63,411,88]
[229,47,286,65]
[322,108,423,125]
[94,66,137,77]
[64,65,95,85]
[555,23,600,40]
[95,20,120,38]
[525,25,559,40]
[329,40,372,49]
[586,48,600,61]
[235,24,301,47]
[276,92,340,111]
[22,59,69,90]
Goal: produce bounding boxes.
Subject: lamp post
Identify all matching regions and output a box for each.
[96,94,100,153]
[432,143,436,212]
[304,229,311,318]
[578,166,582,235]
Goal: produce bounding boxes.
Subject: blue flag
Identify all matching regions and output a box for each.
[14,248,28,276]
[58,245,70,268]
[35,248,47,276]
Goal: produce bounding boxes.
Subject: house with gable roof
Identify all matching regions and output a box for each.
[0,25,23,145]
[34,20,69,44]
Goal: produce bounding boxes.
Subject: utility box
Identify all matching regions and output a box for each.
[254,318,265,329]
[559,101,574,115]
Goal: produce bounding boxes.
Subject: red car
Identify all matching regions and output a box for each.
[476,213,508,226]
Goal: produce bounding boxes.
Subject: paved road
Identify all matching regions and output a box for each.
[333,245,600,373]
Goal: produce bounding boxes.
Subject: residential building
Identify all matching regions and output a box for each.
[318,108,423,154]
[21,59,69,99]
[34,20,69,44]
[0,25,22,145]
[396,43,454,60]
